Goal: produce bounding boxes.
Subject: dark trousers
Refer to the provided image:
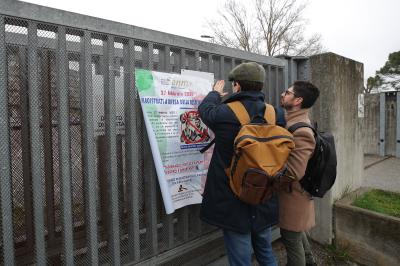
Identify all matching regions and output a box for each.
[280,229,314,266]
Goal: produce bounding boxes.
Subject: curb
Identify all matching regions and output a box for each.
[364,155,392,170]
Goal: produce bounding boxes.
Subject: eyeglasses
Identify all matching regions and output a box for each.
[284,89,297,97]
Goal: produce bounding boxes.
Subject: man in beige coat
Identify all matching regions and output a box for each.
[279,81,320,266]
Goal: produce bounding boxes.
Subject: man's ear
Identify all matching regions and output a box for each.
[236,82,241,92]
[296,97,303,106]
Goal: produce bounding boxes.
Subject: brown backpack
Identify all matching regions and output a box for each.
[225,102,295,205]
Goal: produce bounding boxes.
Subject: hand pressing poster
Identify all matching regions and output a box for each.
[136,69,214,214]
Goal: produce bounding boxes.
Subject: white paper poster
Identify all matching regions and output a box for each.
[136,69,214,214]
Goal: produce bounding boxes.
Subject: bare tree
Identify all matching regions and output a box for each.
[206,0,256,51]
[205,0,323,56]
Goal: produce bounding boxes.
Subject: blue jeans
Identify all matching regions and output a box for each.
[223,227,277,266]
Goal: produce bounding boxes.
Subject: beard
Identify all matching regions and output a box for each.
[281,100,294,110]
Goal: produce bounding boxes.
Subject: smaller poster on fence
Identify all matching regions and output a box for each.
[136,69,214,214]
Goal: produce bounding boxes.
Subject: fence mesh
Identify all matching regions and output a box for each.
[0,14,286,265]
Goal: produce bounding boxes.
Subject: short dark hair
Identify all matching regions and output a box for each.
[292,81,320,108]
[235,80,263,91]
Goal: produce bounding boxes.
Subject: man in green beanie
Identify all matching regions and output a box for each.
[198,62,280,266]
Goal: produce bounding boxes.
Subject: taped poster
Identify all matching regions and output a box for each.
[136,69,214,214]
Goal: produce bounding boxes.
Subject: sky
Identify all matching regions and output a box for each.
[21,0,400,83]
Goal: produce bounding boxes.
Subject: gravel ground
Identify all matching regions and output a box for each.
[208,238,359,266]
[272,239,359,266]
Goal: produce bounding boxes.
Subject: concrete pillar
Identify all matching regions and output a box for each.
[302,53,364,244]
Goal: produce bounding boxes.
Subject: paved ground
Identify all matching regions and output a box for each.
[206,155,399,265]
[364,154,400,192]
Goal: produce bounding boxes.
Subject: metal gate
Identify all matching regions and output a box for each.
[0,1,288,265]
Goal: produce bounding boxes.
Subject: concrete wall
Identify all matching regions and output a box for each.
[306,53,364,244]
[363,93,398,156]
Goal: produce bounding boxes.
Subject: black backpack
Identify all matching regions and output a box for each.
[288,122,337,198]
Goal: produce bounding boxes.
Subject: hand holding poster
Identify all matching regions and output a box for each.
[136,69,214,214]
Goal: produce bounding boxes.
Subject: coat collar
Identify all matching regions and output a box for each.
[223,90,265,104]
[285,108,311,127]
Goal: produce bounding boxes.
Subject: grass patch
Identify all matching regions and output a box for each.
[352,189,400,218]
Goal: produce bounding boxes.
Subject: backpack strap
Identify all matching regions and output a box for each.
[274,106,286,127]
[227,102,277,126]
[288,122,316,135]
[264,104,276,125]
[227,101,250,125]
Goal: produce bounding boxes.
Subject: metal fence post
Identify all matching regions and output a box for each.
[28,21,46,266]
[396,91,400,158]
[379,92,386,156]
[56,26,74,265]
[123,39,141,262]
[143,42,159,256]
[267,65,273,103]
[80,30,99,265]
[103,35,121,265]
[162,45,175,249]
[179,49,190,243]
[0,15,16,266]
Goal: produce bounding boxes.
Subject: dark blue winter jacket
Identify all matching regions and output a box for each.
[198,90,280,233]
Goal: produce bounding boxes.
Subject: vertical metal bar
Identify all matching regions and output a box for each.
[230,58,235,75]
[220,56,225,80]
[268,65,273,104]
[0,16,15,266]
[28,22,46,266]
[195,51,200,70]
[157,46,164,71]
[204,54,215,234]
[98,136,109,233]
[56,26,74,265]
[178,49,189,243]
[146,165,158,255]
[285,59,291,89]
[379,93,386,156]
[19,44,35,254]
[142,43,150,70]
[163,45,174,249]
[80,31,99,265]
[207,54,213,74]
[103,35,121,265]
[144,42,158,255]
[191,51,202,237]
[275,67,280,106]
[230,58,236,92]
[123,39,140,262]
[396,92,400,158]
[163,45,171,73]
[263,65,269,101]
[117,135,124,219]
[278,67,285,101]
[40,50,56,246]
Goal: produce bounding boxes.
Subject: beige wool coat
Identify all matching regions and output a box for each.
[278,108,316,232]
